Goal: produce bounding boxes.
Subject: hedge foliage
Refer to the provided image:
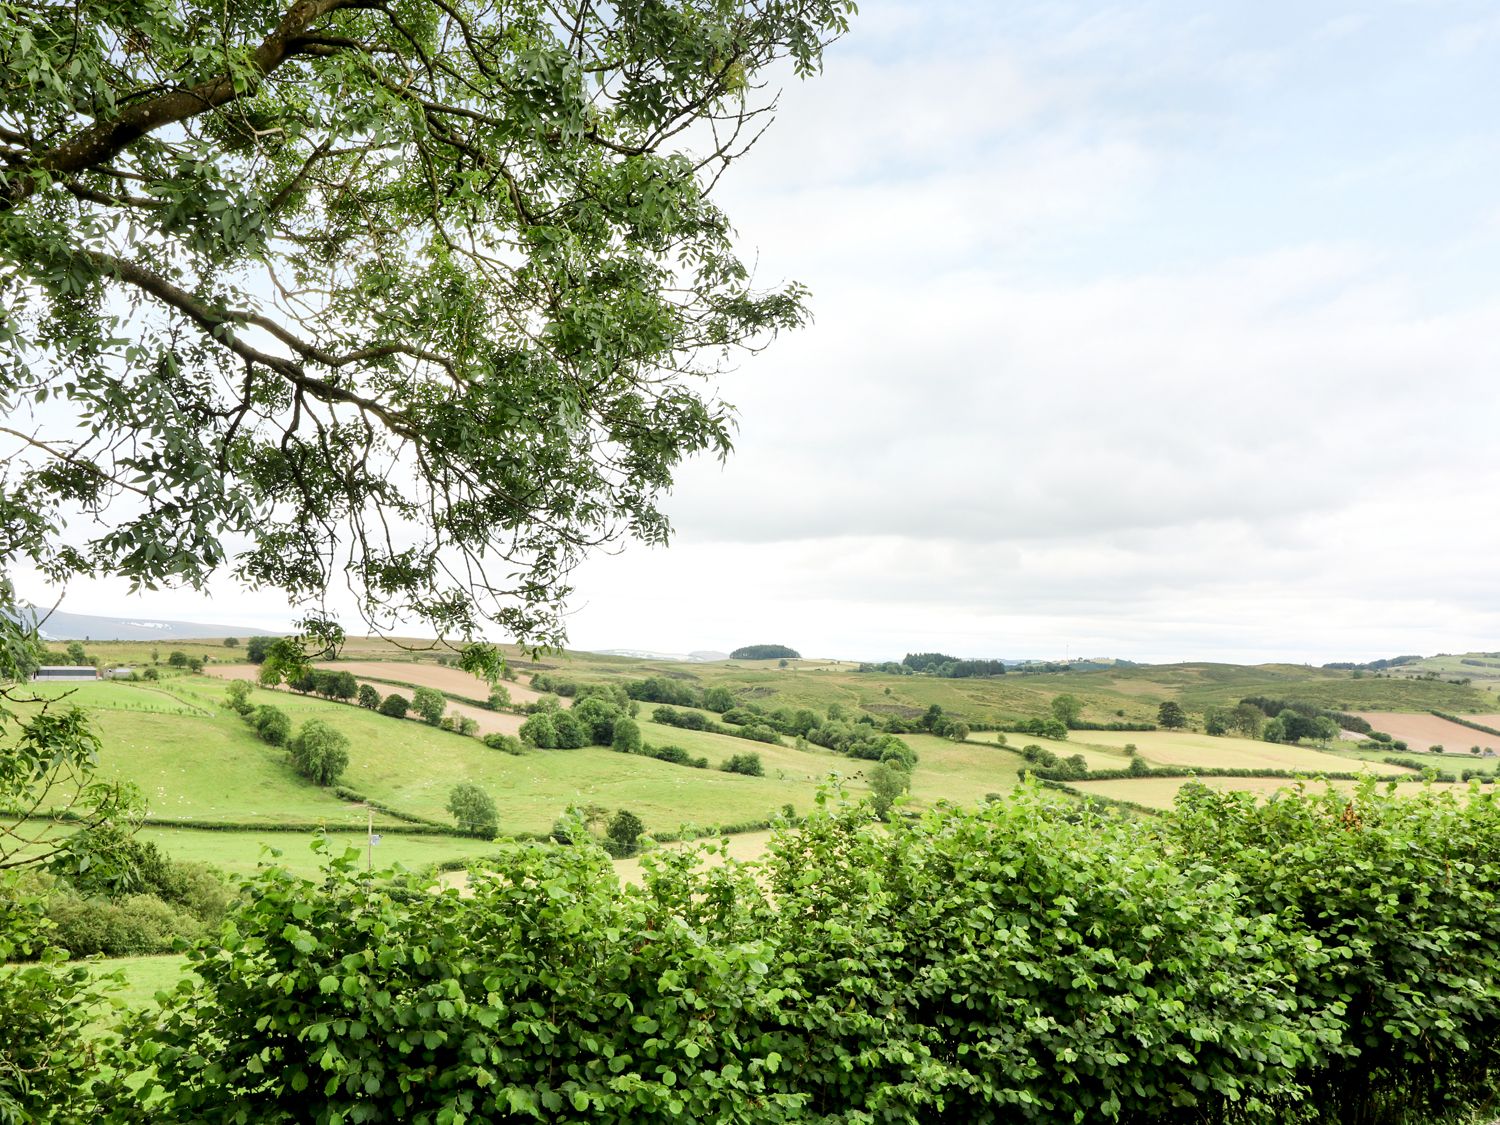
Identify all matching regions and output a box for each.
[28,781,1500,1124]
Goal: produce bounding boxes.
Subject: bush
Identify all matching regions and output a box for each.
[640,743,707,769]
[550,710,590,749]
[605,809,645,858]
[288,719,351,786]
[252,704,291,747]
[224,680,253,714]
[519,711,558,748]
[1167,780,1500,1121]
[482,732,525,755]
[721,752,764,777]
[446,783,498,837]
[456,716,479,737]
[378,693,410,719]
[46,886,202,957]
[357,683,381,709]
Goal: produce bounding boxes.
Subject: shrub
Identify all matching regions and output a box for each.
[224,680,253,714]
[721,752,764,777]
[641,743,707,768]
[288,720,351,786]
[482,732,525,755]
[487,685,511,710]
[605,809,645,857]
[1166,780,1500,1121]
[357,683,381,709]
[456,716,479,737]
[252,705,291,747]
[550,710,590,749]
[378,693,410,719]
[446,783,498,837]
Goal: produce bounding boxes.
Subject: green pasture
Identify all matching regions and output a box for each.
[133,826,505,877]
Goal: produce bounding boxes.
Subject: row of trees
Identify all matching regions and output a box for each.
[225,683,350,786]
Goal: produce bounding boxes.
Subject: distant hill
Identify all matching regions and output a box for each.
[590,648,730,663]
[22,606,271,641]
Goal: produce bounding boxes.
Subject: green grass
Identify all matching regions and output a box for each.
[83,954,191,1019]
[133,826,506,877]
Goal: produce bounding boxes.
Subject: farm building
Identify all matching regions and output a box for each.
[32,665,98,681]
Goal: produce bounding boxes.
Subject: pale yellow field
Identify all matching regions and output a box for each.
[1071,729,1373,773]
[321,660,553,706]
[1071,776,1484,810]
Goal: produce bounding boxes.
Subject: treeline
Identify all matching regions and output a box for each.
[1236,696,1371,736]
[651,702,917,768]
[858,652,1008,678]
[1321,654,1422,671]
[729,644,800,660]
[44,783,1500,1124]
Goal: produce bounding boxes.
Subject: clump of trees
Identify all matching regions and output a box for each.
[892,652,1007,678]
[729,645,800,660]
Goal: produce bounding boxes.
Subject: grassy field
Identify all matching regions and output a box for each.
[1070,775,1484,810]
[21,644,1500,889]
[1068,729,1378,773]
[134,826,507,877]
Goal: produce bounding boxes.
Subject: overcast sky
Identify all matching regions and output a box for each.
[38,1,1500,663]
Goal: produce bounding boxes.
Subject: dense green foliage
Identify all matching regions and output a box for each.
[446,783,498,838]
[729,645,801,660]
[1,0,854,649]
[899,652,1008,677]
[81,781,1500,1125]
[287,719,351,787]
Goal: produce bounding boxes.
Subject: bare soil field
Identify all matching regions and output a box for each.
[1355,712,1500,753]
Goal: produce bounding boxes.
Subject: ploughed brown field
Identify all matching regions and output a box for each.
[1356,712,1500,753]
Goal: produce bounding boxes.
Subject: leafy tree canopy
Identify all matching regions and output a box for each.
[730,645,800,660]
[0,0,853,651]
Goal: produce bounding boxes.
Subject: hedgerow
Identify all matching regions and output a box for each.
[90,781,1500,1125]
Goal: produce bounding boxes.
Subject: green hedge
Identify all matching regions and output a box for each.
[80,781,1500,1124]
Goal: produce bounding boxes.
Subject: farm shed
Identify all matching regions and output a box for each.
[32,665,98,681]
